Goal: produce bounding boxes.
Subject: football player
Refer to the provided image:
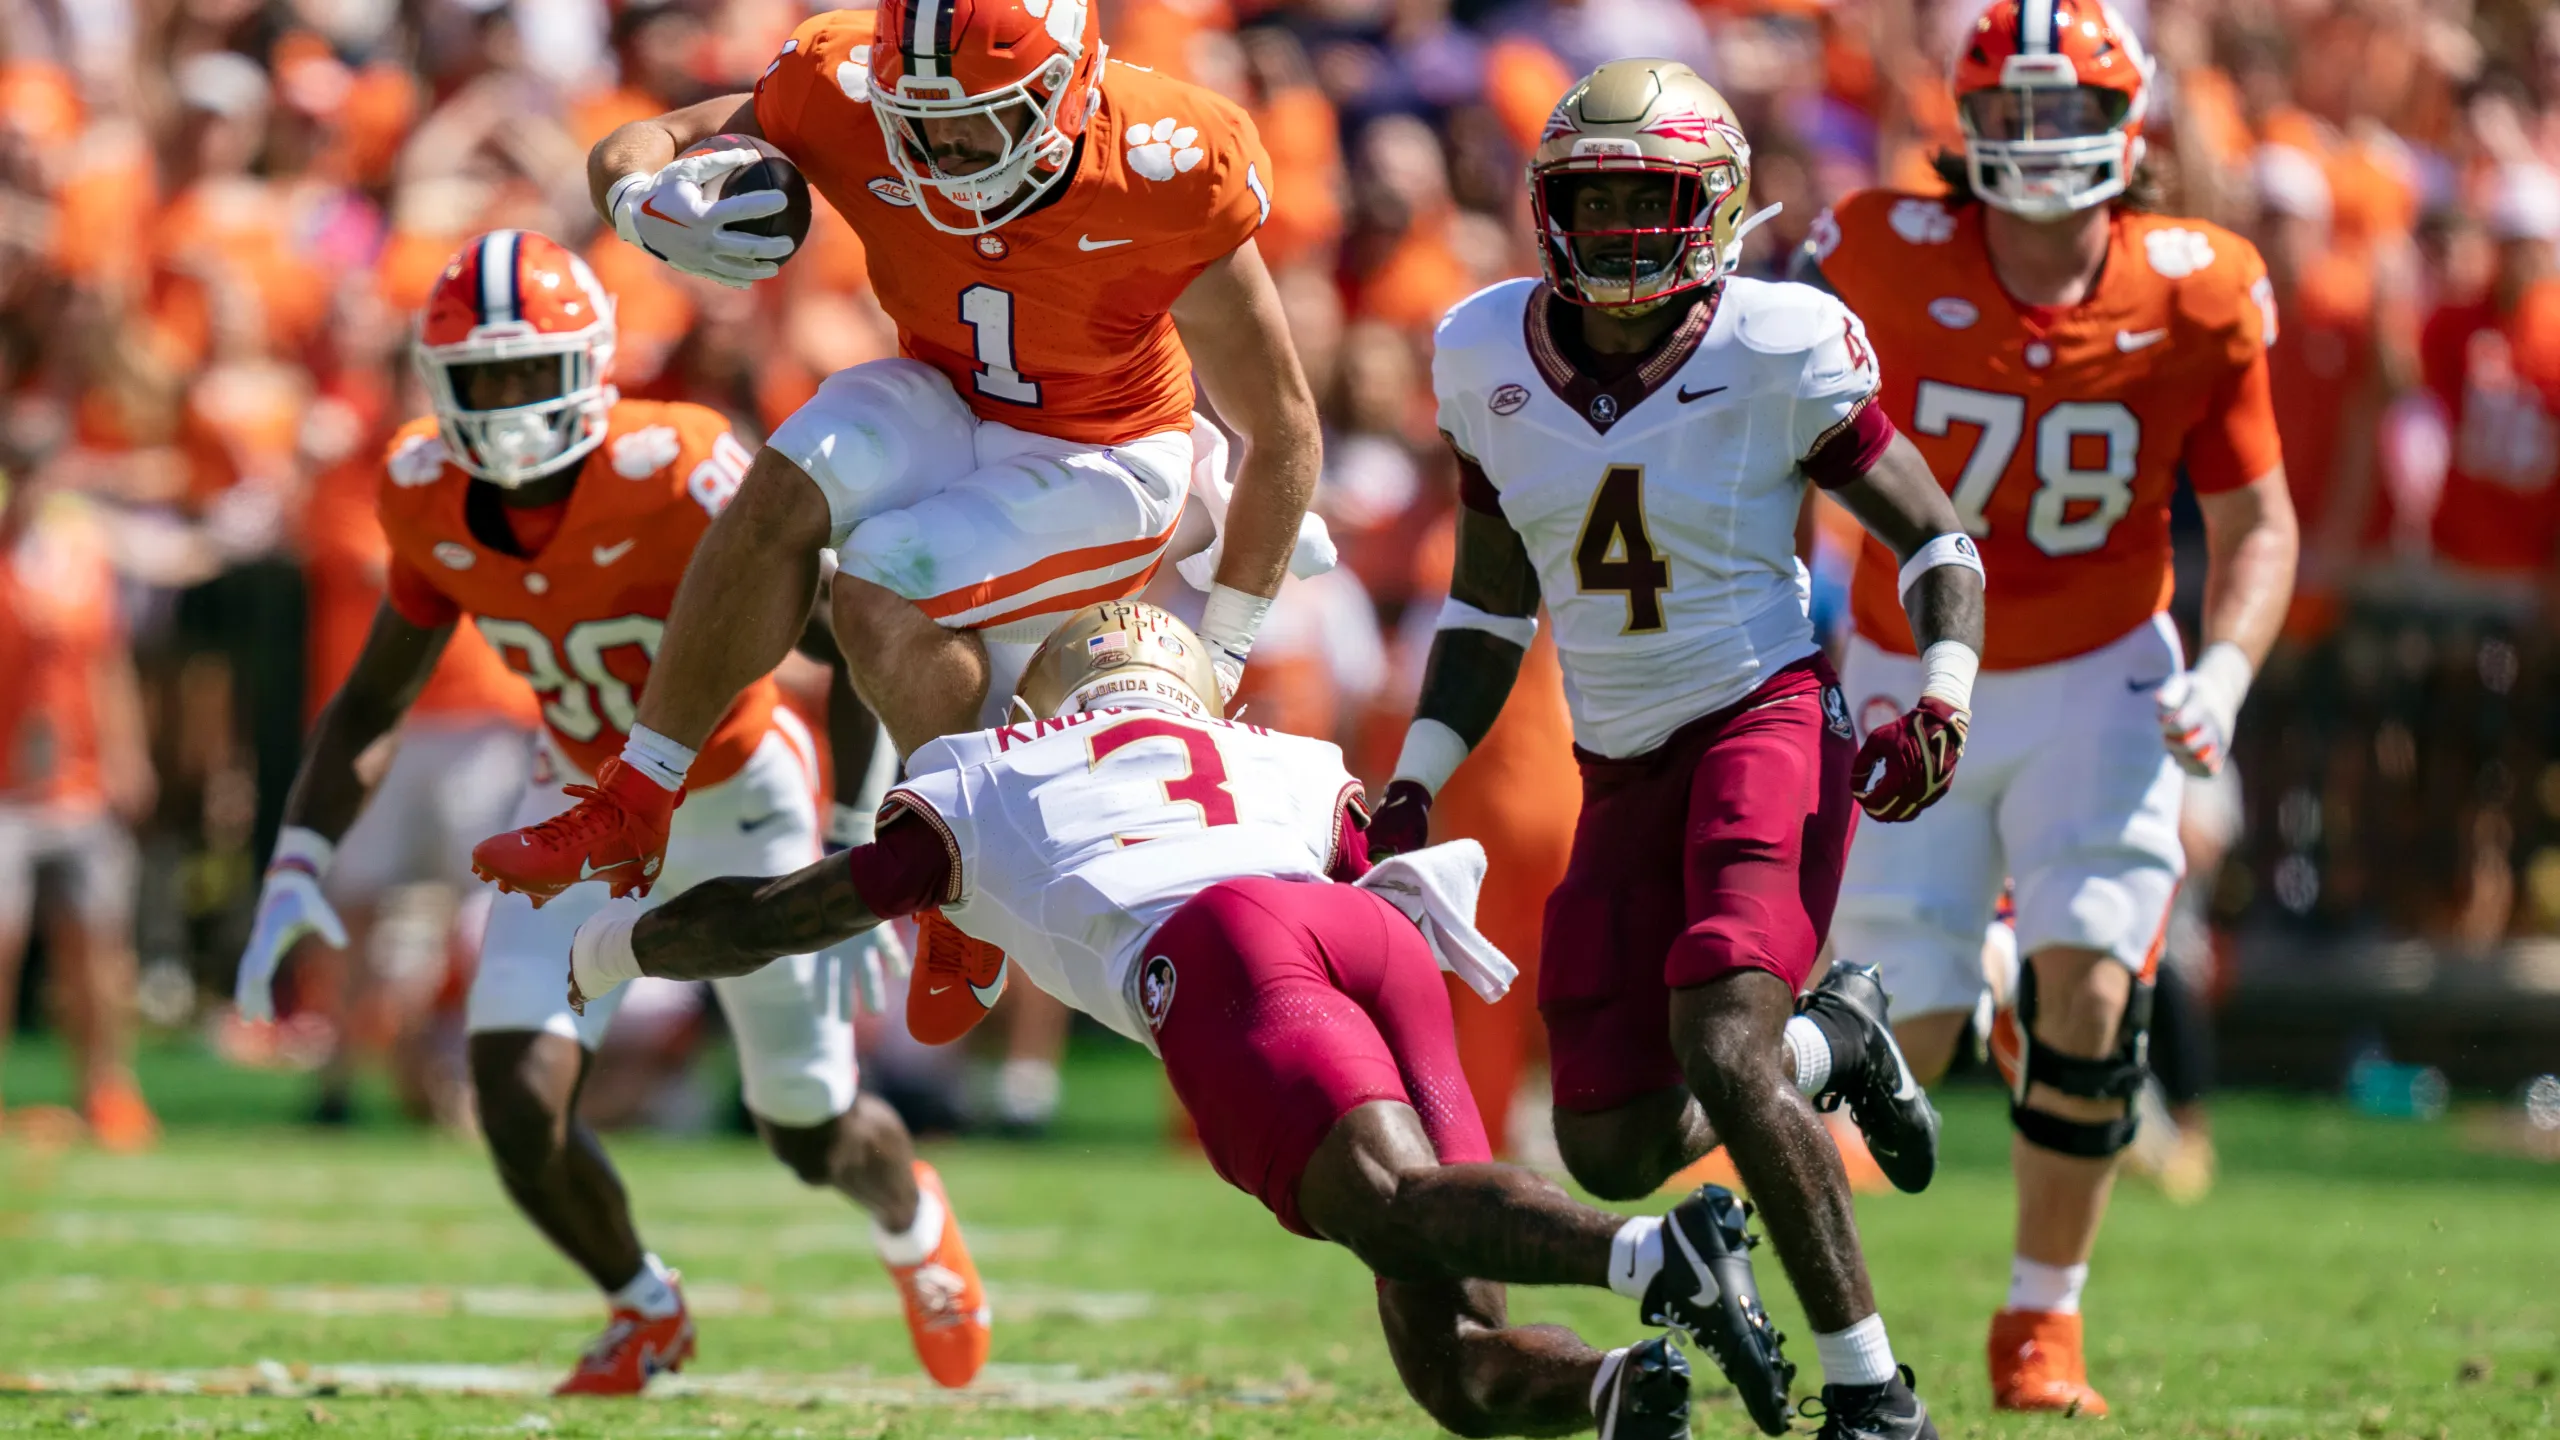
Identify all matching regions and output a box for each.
[571,600,1775,1440]
[1370,62,1987,1440]
[471,1,1324,963]
[232,233,985,1396]
[1796,0,2298,1413]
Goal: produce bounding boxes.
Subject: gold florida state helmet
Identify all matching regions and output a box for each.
[1018,601,1224,721]
[1530,59,1779,314]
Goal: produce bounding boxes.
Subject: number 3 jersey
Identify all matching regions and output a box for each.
[1432,275,1882,759]
[883,709,1363,1048]
[376,400,781,788]
[1809,191,2283,670]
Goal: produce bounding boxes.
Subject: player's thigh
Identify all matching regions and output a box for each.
[0,807,33,942]
[1305,881,1494,1170]
[710,952,857,1129]
[765,357,980,545]
[47,814,138,937]
[419,723,536,887]
[1998,620,2186,972]
[837,425,1190,643]
[1538,760,1688,1116]
[657,727,823,892]
[1834,640,2007,1021]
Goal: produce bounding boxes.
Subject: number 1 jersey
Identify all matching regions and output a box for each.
[1431,276,1878,759]
[884,709,1363,1048]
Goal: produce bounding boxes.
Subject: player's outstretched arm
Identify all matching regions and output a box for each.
[1371,485,1542,857]
[589,93,794,289]
[586,93,757,223]
[236,600,455,1020]
[2161,468,2298,775]
[1171,240,1323,700]
[632,860,884,984]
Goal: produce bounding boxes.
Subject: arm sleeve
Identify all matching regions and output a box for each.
[1192,99,1276,264]
[843,811,955,920]
[752,15,843,158]
[384,552,464,628]
[1791,303,1884,461]
[1800,398,1897,490]
[2181,347,2282,494]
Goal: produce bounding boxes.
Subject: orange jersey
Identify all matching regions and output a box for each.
[1815,192,2283,669]
[374,401,780,788]
[0,499,121,807]
[2419,281,2560,577]
[755,10,1273,446]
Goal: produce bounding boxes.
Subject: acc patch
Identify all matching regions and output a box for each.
[866,176,915,207]
[1139,954,1177,1030]
[1823,685,1853,740]
[432,541,476,571]
[1488,383,1530,415]
[1927,296,1978,329]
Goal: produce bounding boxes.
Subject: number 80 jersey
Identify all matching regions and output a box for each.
[1432,276,1879,759]
[1809,191,2283,670]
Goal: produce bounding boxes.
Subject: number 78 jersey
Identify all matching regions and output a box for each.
[1432,276,1878,759]
[1810,191,2284,670]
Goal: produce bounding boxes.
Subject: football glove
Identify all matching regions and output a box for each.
[608,151,795,289]
[2156,642,2253,778]
[235,827,348,1024]
[831,924,912,1018]
[1852,697,1968,823]
[1365,778,1434,860]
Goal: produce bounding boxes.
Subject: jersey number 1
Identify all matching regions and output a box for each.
[1575,465,1670,633]
[960,285,1040,406]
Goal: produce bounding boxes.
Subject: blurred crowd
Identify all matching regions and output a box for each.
[3,0,2559,1140]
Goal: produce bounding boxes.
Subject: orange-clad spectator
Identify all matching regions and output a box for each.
[1348,116,1480,332]
[2419,166,2560,588]
[572,4,713,151]
[150,53,330,369]
[1106,0,1237,81]
[1207,30,1344,275]
[0,476,157,1150]
[1482,36,1573,157]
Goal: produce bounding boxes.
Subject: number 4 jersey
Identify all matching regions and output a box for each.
[1432,275,1881,759]
[376,400,779,787]
[1810,191,2283,670]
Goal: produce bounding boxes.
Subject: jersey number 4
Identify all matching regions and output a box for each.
[1913,381,2142,557]
[1089,717,1238,838]
[475,615,664,744]
[1575,465,1670,633]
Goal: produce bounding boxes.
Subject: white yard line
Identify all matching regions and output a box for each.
[8,1276,1174,1324]
[0,1361,1173,1407]
[0,1210,1059,1260]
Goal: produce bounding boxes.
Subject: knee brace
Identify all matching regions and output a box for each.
[2000,964,2152,1159]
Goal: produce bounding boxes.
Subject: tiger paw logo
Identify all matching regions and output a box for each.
[611,426,682,478]
[1888,198,1955,245]
[1125,117,1204,181]
[388,432,449,487]
[2145,227,2216,279]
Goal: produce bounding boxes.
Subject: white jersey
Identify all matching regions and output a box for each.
[1432,276,1880,758]
[885,707,1364,1049]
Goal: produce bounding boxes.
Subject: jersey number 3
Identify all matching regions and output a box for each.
[1089,717,1238,837]
[1576,465,1670,633]
[1913,381,2142,557]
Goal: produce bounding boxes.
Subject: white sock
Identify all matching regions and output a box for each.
[619,725,697,791]
[1589,1346,1629,1415]
[1606,1216,1664,1299]
[608,1252,681,1319]
[995,1058,1062,1126]
[1784,1014,1833,1097]
[2007,1257,2088,1314]
[1815,1313,1897,1388]
[872,1183,946,1268]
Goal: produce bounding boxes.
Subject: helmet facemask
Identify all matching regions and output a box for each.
[1960,70,2143,219]
[874,52,1088,236]
[1534,161,1733,316]
[416,332,615,487]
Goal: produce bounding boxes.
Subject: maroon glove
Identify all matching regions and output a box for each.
[1851,697,1968,822]
[1365,779,1434,859]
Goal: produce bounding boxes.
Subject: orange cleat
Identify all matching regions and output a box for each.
[473,759,682,907]
[1989,1307,2109,1416]
[85,1081,159,1153]
[885,1161,990,1388]
[905,909,1009,1045]
[555,1286,696,1396]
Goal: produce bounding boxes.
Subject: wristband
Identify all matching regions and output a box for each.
[1918,641,1980,714]
[1199,583,1273,660]
[271,825,336,879]
[2188,640,2255,723]
[1435,597,1539,648]
[1897,532,1987,602]
[571,909,645,1004]
[605,171,650,233]
[1391,718,1471,798]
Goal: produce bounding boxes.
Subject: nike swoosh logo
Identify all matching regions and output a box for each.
[639,197,686,228]
[1677,385,1727,403]
[969,966,1007,1009]
[2116,328,2169,352]
[2127,675,2169,692]
[738,813,783,834]
[593,540,636,566]
[1077,235,1132,251]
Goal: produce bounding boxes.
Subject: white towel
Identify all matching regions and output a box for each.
[1176,412,1338,589]
[1354,839,1519,1004]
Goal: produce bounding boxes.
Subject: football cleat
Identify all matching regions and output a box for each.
[1989,1308,2109,1416]
[1801,963,1941,1194]
[885,1161,991,1388]
[905,910,1010,1046]
[472,759,681,906]
[85,1080,159,1154]
[554,1284,695,1396]
[1801,1365,1939,1440]
[1643,1185,1795,1436]
[1594,1334,1692,1440]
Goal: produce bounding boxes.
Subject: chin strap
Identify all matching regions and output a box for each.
[1719,201,1785,274]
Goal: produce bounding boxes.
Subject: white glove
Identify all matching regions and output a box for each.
[2156,641,2254,777]
[830,922,912,1016]
[607,151,795,289]
[235,827,347,1024]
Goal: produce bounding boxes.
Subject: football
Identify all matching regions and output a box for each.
[680,132,812,257]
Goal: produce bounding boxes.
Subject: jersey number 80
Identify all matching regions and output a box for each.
[474,615,665,743]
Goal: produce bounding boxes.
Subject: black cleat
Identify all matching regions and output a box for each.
[1593,1334,1692,1440]
[1642,1185,1795,1436]
[1803,1365,1937,1440]
[1802,962,1941,1193]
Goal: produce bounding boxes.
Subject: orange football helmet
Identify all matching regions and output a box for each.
[871,0,1104,236]
[415,230,618,485]
[1950,0,2153,219]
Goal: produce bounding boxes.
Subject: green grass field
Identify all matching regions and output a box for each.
[3,1036,2555,1438]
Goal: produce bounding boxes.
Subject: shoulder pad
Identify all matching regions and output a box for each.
[1434,278,1537,349]
[1730,278,1850,357]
